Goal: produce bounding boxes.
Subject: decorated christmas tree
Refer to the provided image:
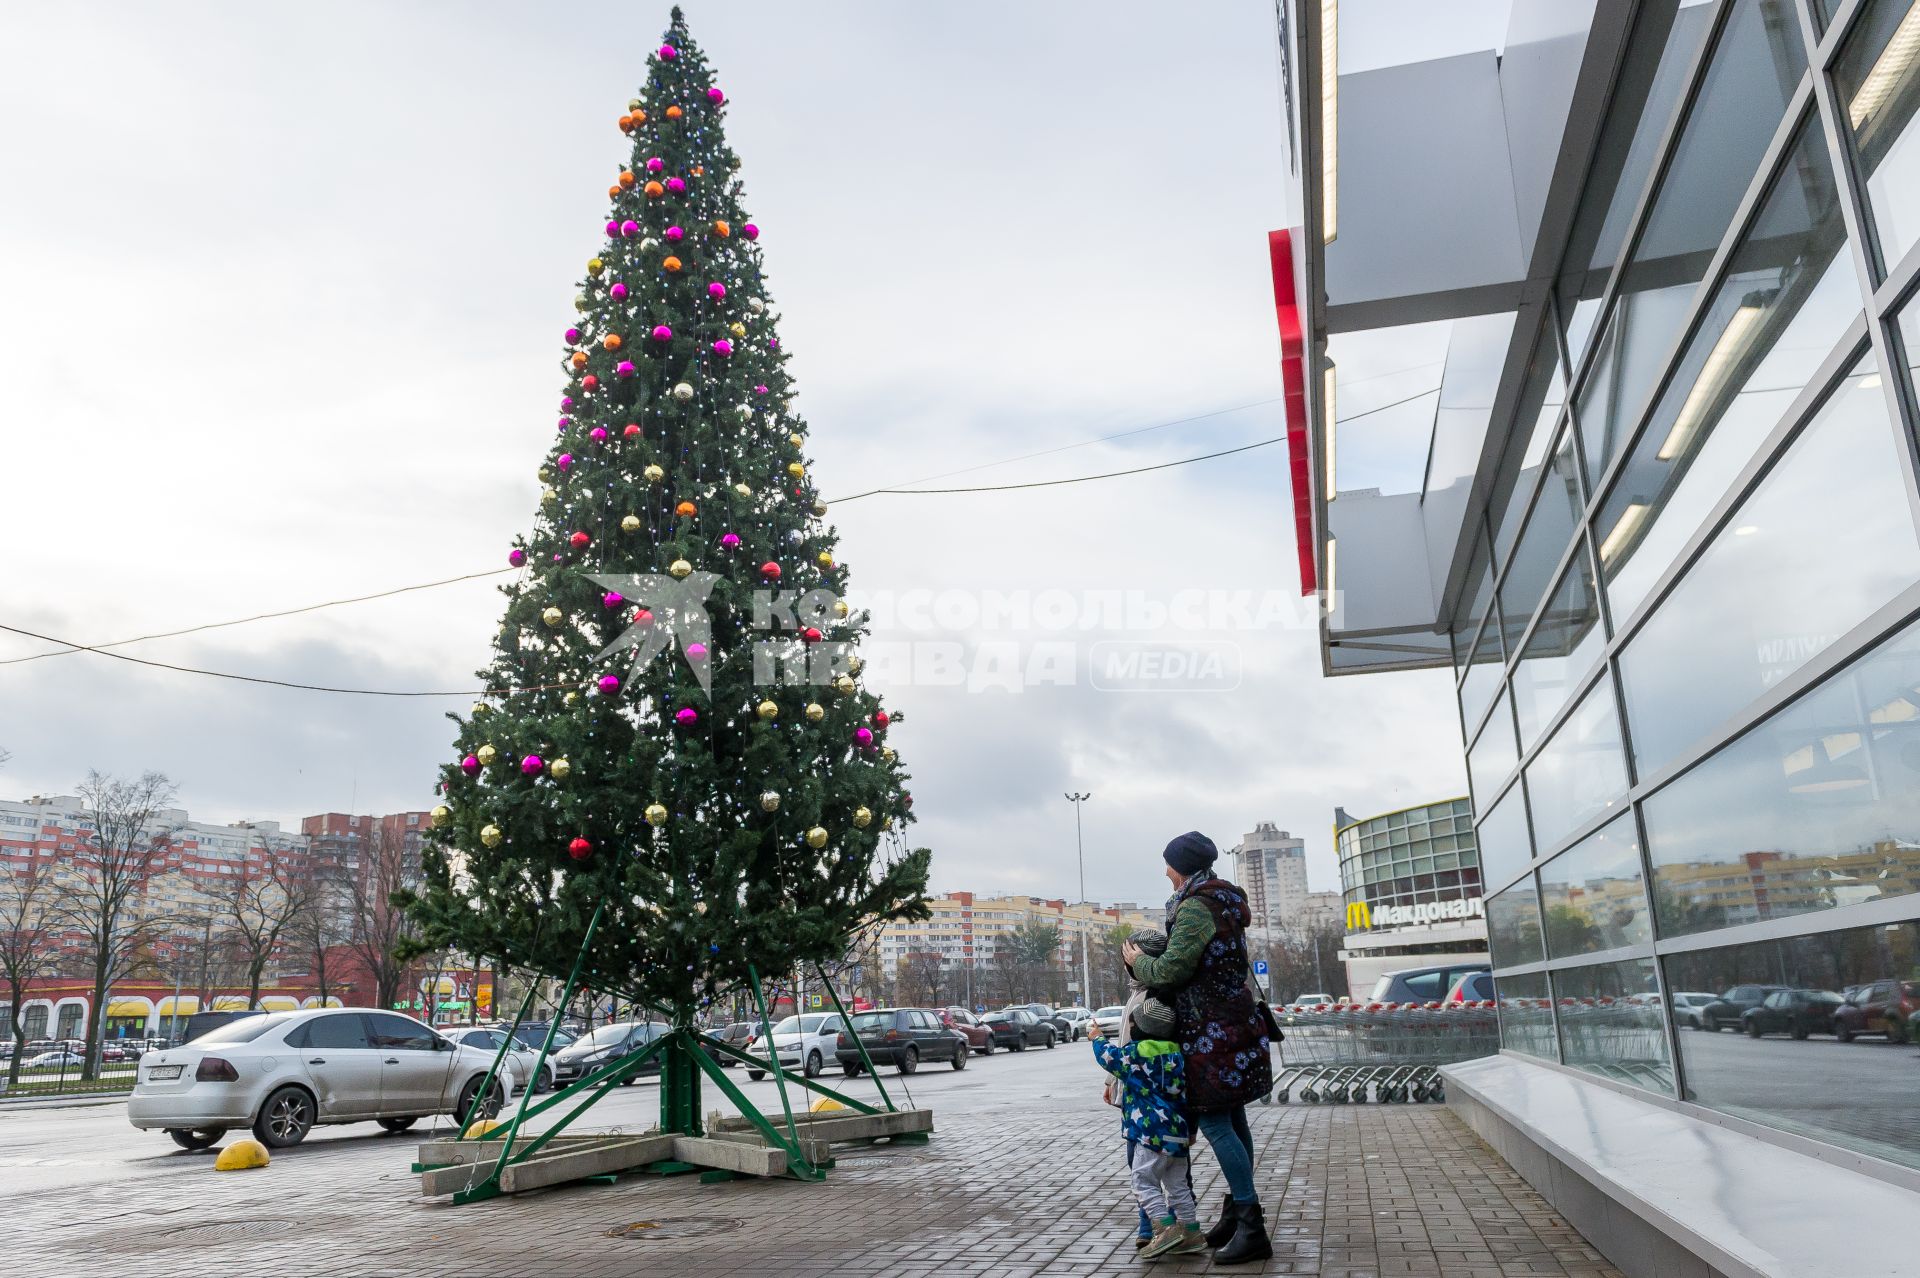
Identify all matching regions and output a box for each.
[407,7,930,1107]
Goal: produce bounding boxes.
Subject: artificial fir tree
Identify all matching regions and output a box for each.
[407,9,930,1137]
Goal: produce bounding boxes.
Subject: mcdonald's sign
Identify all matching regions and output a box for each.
[1345,901,1372,930]
[1345,895,1483,931]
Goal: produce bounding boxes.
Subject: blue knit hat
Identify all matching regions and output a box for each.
[1162,830,1218,877]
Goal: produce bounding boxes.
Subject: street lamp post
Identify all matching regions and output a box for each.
[1064,792,1091,1010]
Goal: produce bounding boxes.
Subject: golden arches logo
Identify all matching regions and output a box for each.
[1345,901,1371,930]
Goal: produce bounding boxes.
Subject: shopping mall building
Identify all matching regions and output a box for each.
[1333,797,1488,998]
[1274,0,1920,1270]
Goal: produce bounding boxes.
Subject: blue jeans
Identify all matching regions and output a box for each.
[1197,1106,1258,1205]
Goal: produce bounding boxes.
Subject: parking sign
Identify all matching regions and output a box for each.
[1252,959,1269,976]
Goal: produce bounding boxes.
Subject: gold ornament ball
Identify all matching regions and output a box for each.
[538,464,554,482]
[431,804,451,828]
[833,600,850,618]
[756,699,779,720]
[644,464,666,483]
[849,657,865,675]
[628,96,643,110]
[480,824,503,848]
[805,826,829,849]
[669,558,693,578]
[574,293,589,312]
[788,432,805,448]
[621,514,641,533]
[471,702,490,717]
[476,745,498,765]
[787,462,806,479]
[645,803,669,827]
[747,296,765,313]
[805,702,825,722]
[834,674,856,695]
[852,806,872,828]
[759,790,781,812]
[550,758,572,780]
[881,747,897,762]
[542,606,564,627]
[542,487,558,505]
[733,482,752,498]
[881,816,895,831]
[816,551,834,569]
[729,321,746,338]
[812,498,829,516]
[587,257,605,276]
[564,691,581,706]
[672,382,695,402]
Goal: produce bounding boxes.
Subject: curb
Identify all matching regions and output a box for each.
[0,1093,129,1112]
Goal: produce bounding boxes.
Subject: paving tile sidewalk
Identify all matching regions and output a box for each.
[11,1095,1619,1277]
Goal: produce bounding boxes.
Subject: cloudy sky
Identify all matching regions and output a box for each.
[0,1,1470,906]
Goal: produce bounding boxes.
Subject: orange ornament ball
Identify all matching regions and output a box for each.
[713,219,731,238]
[666,105,683,120]
[603,333,623,351]
[675,500,697,517]
[692,166,704,177]
[663,255,682,273]
[607,184,621,198]
[644,180,665,198]
[570,351,589,369]
[634,109,648,124]
[618,170,636,189]
[618,115,634,133]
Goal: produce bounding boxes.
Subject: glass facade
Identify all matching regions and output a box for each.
[1335,798,1481,917]
[1458,0,1920,1174]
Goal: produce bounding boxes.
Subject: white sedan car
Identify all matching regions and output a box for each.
[128,1008,519,1150]
[749,1012,848,1080]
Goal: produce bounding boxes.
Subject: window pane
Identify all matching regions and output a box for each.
[1512,547,1606,749]
[302,1013,371,1051]
[1646,609,1920,938]
[1618,358,1920,774]
[1494,970,1559,1061]
[1539,815,1651,957]
[1475,785,1534,893]
[1575,1,1808,481]
[1488,879,1545,970]
[1553,959,1673,1094]
[1525,675,1631,854]
[1498,428,1585,656]
[1557,1,1719,365]
[1494,353,1568,564]
[1596,122,1858,624]
[1468,690,1521,808]
[1666,922,1920,1171]
[1836,0,1920,274]
[1459,620,1505,732]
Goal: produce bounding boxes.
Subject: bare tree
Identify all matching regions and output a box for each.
[214,848,309,1010]
[345,821,420,1011]
[895,950,946,1006]
[51,771,181,1079]
[0,856,57,1085]
[288,873,353,1011]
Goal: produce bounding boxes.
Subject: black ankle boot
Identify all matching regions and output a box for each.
[1203,1193,1238,1248]
[1212,1201,1272,1265]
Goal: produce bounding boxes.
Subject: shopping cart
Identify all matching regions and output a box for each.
[1553,998,1670,1092]
[1270,1001,1500,1103]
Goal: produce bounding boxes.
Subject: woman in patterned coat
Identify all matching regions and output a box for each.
[1123,830,1273,1266]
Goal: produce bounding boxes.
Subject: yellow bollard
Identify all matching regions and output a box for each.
[213,1139,270,1171]
[463,1118,508,1139]
[809,1097,845,1114]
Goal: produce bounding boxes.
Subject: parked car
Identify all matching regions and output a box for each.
[1009,1004,1074,1040]
[24,1049,86,1070]
[1833,979,1920,1042]
[126,1009,516,1151]
[1669,992,1719,1029]
[182,1010,265,1043]
[550,1020,669,1086]
[1445,971,1497,1003]
[498,1021,578,1054]
[1054,1007,1093,1041]
[748,1012,848,1080]
[983,1008,1057,1051]
[834,1008,967,1075]
[704,1020,755,1066]
[1698,985,1790,1032]
[1368,963,1490,1005]
[444,1026,555,1092]
[1741,988,1844,1039]
[1292,992,1336,1006]
[1091,1006,1127,1037]
[937,1007,995,1054]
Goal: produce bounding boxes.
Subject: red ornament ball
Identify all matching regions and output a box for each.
[568,837,593,860]
[570,531,591,549]
[632,607,655,626]
[623,423,642,439]
[581,374,599,391]
[803,626,822,644]
[874,711,890,729]
[760,561,781,581]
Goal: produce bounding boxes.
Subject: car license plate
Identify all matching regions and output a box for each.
[146,1065,182,1080]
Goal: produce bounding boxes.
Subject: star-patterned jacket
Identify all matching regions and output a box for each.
[1091,1035,1190,1153]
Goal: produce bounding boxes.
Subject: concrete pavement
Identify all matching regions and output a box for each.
[0,1041,1619,1277]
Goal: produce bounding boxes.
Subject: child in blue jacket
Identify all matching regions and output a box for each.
[1092,998,1206,1259]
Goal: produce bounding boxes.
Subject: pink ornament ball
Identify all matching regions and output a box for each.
[598,674,621,694]
[633,607,655,626]
[855,728,874,747]
[665,177,686,194]
[665,225,685,242]
[769,338,780,351]
[712,339,733,356]
[561,395,575,409]
[520,754,544,775]
[556,453,573,471]
[719,532,741,549]
[558,416,570,430]
[675,706,699,725]
[652,324,673,342]
[754,384,769,395]
[707,87,725,104]
[742,223,760,240]
[461,754,480,774]
[660,43,678,59]
[602,590,625,608]
[589,426,608,443]
[610,283,628,301]
[564,327,581,344]
[621,219,640,237]
[617,360,636,378]
[686,642,709,661]
[646,156,665,173]
[508,548,526,567]
[606,219,620,236]
[707,281,726,299]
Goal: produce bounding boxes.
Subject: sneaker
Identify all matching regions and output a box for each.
[1133,1235,1153,1250]
[1138,1224,1183,1260]
[1165,1224,1209,1256]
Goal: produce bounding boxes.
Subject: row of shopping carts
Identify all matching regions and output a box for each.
[1268,1001,1501,1104]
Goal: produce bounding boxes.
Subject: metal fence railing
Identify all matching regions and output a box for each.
[1270,1001,1501,1104]
[3,1054,139,1100]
